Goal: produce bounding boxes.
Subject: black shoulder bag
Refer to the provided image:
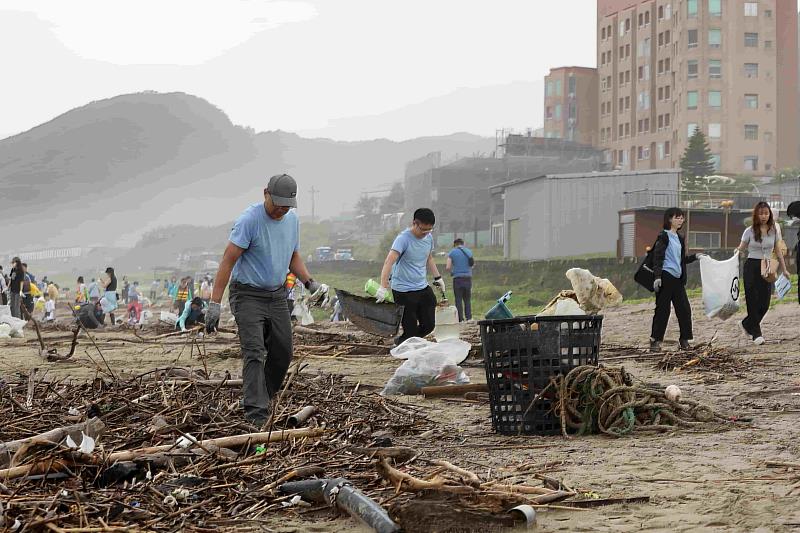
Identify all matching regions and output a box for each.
[634,234,663,292]
[459,248,475,267]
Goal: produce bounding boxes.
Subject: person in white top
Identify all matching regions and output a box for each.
[44,294,56,322]
[736,201,789,345]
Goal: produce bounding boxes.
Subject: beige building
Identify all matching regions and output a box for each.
[597,0,799,175]
[543,67,599,145]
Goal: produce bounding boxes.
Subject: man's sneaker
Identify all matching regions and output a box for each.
[649,339,662,353]
[679,339,691,350]
[753,336,765,346]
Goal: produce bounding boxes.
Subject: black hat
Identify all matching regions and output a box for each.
[787,201,800,220]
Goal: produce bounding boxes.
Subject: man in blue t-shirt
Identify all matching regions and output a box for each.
[446,238,474,322]
[206,174,329,427]
[376,208,445,345]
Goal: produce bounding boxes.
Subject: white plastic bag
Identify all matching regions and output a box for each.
[0,315,26,337]
[700,252,740,320]
[382,337,471,395]
[565,268,623,314]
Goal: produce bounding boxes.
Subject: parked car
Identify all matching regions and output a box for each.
[314,246,334,262]
[334,249,354,261]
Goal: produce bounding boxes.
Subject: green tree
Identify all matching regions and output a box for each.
[680,128,715,189]
[773,167,800,183]
[354,194,379,215]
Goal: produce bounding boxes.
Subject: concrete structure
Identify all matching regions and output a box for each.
[619,188,800,257]
[544,66,599,145]
[404,137,608,247]
[490,169,680,260]
[597,0,799,175]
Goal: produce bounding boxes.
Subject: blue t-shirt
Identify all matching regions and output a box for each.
[663,231,683,279]
[229,204,300,290]
[390,229,434,292]
[447,246,473,278]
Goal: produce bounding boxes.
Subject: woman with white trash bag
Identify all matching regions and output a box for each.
[736,202,789,346]
[648,208,705,353]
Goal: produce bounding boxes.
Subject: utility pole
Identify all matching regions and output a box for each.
[309,186,318,224]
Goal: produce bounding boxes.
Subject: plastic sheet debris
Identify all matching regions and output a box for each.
[699,252,740,320]
[0,306,26,338]
[565,268,623,314]
[538,291,585,316]
[382,337,470,396]
[65,432,96,454]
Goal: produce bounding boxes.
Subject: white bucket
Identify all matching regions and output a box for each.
[433,305,463,341]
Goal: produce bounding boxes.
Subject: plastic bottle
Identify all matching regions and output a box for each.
[364,279,394,303]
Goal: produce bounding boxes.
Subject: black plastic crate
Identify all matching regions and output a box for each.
[478,315,603,435]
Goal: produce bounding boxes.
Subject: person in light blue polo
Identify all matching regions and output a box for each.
[446,238,474,321]
[375,208,445,345]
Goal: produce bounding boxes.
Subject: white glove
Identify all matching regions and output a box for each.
[432,276,446,293]
[375,286,389,303]
[653,279,662,293]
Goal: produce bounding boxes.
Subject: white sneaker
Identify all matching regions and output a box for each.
[753,336,765,346]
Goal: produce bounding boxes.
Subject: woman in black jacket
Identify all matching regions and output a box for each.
[649,207,704,352]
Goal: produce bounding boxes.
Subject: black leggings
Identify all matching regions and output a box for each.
[392,286,437,345]
[742,258,772,339]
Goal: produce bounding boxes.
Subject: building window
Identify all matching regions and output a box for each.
[569,103,576,119]
[645,11,650,24]
[765,40,772,49]
[625,18,631,32]
[744,124,759,140]
[625,96,631,109]
[764,131,773,142]
[601,27,606,40]
[711,154,721,171]
[554,104,562,119]
[765,9,772,17]
[665,4,672,19]
[744,2,757,16]
[688,0,697,17]
[658,59,664,74]
[619,124,624,137]
[568,75,576,95]
[708,91,721,109]
[665,30,671,44]
[625,122,630,136]
[658,5,664,19]
[658,32,664,47]
[626,44,631,57]
[709,60,722,78]
[658,114,664,129]
[638,91,650,110]
[708,29,722,48]
[708,0,721,16]
[708,123,721,138]
[625,70,631,83]
[638,38,651,57]
[744,156,758,171]
[689,231,721,249]
[657,142,665,159]
[638,13,644,27]
[658,87,664,100]
[688,123,699,138]
[665,85,671,100]
[745,94,759,109]
[638,64,650,81]
[665,58,670,71]
[744,63,758,78]
[555,79,562,96]
[664,113,670,126]
[688,60,699,79]
[745,33,758,47]
[687,91,699,110]
[665,141,671,156]
[688,29,698,48]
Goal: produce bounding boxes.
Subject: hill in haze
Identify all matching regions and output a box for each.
[0,91,495,252]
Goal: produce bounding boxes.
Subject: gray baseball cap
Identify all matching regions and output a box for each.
[267,174,298,207]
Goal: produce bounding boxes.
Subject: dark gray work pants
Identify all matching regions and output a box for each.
[229,282,293,425]
[9,292,21,318]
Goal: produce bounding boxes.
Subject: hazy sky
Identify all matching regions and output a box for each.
[0,0,596,141]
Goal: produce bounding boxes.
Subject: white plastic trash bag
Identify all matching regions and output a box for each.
[382,337,471,395]
[0,315,26,338]
[565,268,623,314]
[699,251,740,320]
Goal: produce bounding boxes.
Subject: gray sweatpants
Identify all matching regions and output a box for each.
[9,292,21,319]
[229,282,293,425]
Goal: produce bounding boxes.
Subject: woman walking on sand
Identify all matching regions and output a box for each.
[648,207,705,352]
[737,202,789,345]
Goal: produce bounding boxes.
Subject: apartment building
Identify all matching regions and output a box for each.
[597,0,799,175]
[543,67,599,145]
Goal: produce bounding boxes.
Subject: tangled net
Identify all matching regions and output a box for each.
[555,365,728,437]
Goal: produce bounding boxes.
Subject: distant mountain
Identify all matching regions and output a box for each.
[0,92,495,252]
